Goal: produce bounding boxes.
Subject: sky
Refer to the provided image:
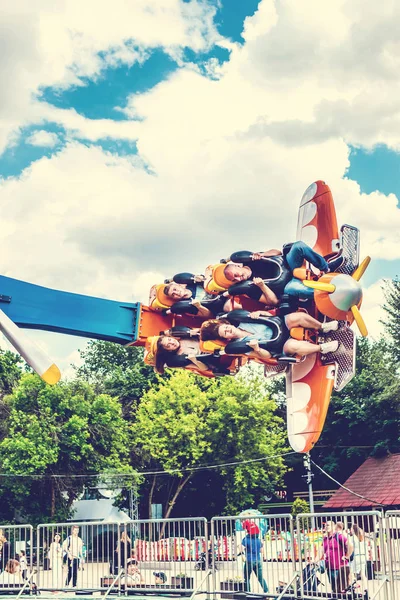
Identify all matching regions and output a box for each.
[1,0,400,376]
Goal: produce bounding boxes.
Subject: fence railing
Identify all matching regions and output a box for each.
[0,510,399,598]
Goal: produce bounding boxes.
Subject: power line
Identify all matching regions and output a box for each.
[311,459,384,507]
[315,445,375,449]
[0,451,296,480]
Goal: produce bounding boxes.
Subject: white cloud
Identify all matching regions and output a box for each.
[0,0,222,153]
[26,130,59,147]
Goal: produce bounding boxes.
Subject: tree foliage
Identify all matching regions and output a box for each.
[291,497,309,518]
[0,375,131,523]
[75,340,158,417]
[382,278,400,358]
[132,370,288,518]
[313,337,400,482]
[0,349,23,396]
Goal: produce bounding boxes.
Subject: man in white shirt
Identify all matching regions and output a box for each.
[63,526,83,588]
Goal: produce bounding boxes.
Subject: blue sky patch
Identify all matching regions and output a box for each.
[347,145,400,202]
[213,0,262,42]
[362,258,400,287]
[183,46,230,77]
[0,124,65,179]
[76,138,138,157]
[0,125,142,180]
[39,49,179,121]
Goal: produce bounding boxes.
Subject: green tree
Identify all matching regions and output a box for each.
[132,370,210,520]
[382,278,400,357]
[75,340,158,417]
[0,349,23,440]
[0,348,23,396]
[291,497,309,518]
[314,337,400,482]
[132,370,288,519]
[206,375,288,513]
[0,375,132,523]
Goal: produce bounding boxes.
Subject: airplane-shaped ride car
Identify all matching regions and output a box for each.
[0,181,370,453]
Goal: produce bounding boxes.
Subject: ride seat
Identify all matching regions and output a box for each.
[148,284,174,311]
[204,264,232,295]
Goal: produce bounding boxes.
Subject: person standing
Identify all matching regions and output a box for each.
[0,532,11,574]
[114,531,132,573]
[320,521,349,594]
[18,551,28,581]
[350,524,367,593]
[335,522,353,592]
[241,533,268,594]
[48,533,63,586]
[63,526,83,588]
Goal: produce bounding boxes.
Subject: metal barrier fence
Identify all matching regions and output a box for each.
[0,511,400,598]
[37,520,121,591]
[35,518,208,594]
[119,518,208,593]
[0,524,33,591]
[296,511,390,600]
[211,514,295,599]
[385,511,400,600]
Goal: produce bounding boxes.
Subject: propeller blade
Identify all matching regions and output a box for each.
[350,305,368,337]
[0,309,61,384]
[352,256,371,282]
[303,280,336,293]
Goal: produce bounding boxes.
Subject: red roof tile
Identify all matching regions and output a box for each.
[323,454,400,509]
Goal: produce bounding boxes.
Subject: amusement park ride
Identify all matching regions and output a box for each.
[0,181,370,454]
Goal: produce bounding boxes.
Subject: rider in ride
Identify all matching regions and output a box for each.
[211,241,344,305]
[149,276,240,318]
[200,310,339,363]
[147,330,231,375]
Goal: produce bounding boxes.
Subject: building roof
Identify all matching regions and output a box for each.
[324,454,400,509]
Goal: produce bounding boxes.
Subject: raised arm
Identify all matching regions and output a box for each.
[253,278,279,306]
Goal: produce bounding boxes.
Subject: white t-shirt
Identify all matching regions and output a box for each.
[62,535,84,559]
[121,572,142,586]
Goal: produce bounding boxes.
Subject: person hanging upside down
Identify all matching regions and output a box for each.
[149,276,240,318]
[206,241,344,305]
[147,329,231,376]
[200,310,339,363]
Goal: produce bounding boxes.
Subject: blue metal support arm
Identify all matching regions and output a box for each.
[0,275,140,345]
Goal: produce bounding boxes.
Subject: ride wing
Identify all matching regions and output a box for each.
[287,180,340,453]
[296,180,340,257]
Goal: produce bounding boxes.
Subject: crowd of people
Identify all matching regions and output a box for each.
[0,520,371,595]
[0,527,154,590]
[146,241,345,375]
[237,518,369,597]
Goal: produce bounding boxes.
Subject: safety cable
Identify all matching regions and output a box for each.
[311,459,384,507]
